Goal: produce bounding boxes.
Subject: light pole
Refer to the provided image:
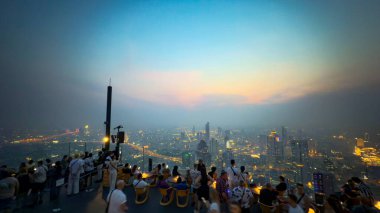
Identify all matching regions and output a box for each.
[142,145,149,172]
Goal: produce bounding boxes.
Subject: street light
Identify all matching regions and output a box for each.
[143,145,149,172]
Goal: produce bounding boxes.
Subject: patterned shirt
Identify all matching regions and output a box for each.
[232,186,253,208]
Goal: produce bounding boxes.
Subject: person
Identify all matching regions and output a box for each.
[133,173,148,188]
[288,194,304,213]
[0,170,19,213]
[174,177,188,190]
[341,179,360,210]
[216,170,229,212]
[152,164,162,176]
[195,167,213,213]
[226,160,239,188]
[351,177,375,206]
[108,154,118,191]
[325,194,350,213]
[232,180,253,213]
[208,167,217,180]
[26,160,35,171]
[229,200,242,213]
[84,153,94,187]
[172,165,181,177]
[122,163,132,175]
[32,160,47,205]
[95,151,104,182]
[259,183,278,207]
[50,161,63,201]
[106,180,128,213]
[295,183,312,212]
[67,153,84,195]
[16,163,30,208]
[209,189,221,213]
[352,196,379,213]
[131,165,140,176]
[61,155,68,173]
[190,163,201,206]
[238,166,248,186]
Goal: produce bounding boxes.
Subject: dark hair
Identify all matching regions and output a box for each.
[288,194,297,202]
[177,177,182,183]
[137,173,142,179]
[221,170,227,176]
[240,166,245,172]
[231,159,235,165]
[279,176,285,182]
[37,160,43,166]
[351,177,362,183]
[211,166,216,172]
[276,183,287,192]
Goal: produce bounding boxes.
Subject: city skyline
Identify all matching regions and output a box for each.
[1,1,380,130]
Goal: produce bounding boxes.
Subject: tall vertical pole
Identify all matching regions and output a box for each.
[143,147,145,172]
[105,85,112,151]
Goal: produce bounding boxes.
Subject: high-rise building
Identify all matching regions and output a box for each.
[290,139,309,164]
[192,125,196,135]
[182,151,193,168]
[224,130,231,148]
[210,138,219,158]
[281,126,288,145]
[217,127,223,137]
[313,172,336,195]
[180,131,186,140]
[267,131,282,162]
[356,138,365,148]
[196,140,211,165]
[205,122,210,142]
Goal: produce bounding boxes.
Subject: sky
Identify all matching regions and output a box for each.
[1,0,380,131]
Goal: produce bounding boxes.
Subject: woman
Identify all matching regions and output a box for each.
[131,165,140,176]
[195,167,213,213]
[172,165,181,177]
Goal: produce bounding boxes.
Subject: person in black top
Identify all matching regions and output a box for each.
[259,183,278,206]
[208,166,217,180]
[172,165,181,177]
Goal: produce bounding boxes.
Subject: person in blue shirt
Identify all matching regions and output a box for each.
[174,177,188,190]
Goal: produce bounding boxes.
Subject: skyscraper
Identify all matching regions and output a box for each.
[205,122,210,142]
[267,131,282,162]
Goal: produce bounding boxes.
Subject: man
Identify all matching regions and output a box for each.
[84,153,94,187]
[33,160,47,204]
[216,170,229,212]
[232,180,253,213]
[96,151,104,182]
[295,183,312,212]
[108,153,118,191]
[67,153,84,195]
[208,167,217,180]
[133,173,148,188]
[226,160,239,188]
[288,194,304,213]
[259,183,277,207]
[0,170,19,213]
[106,180,128,213]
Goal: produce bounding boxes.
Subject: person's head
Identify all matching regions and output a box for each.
[132,165,137,171]
[276,182,287,192]
[74,153,79,159]
[46,159,51,164]
[173,165,178,171]
[221,171,228,180]
[296,183,304,194]
[28,160,34,165]
[279,176,285,182]
[137,173,142,180]
[37,160,43,167]
[288,194,298,207]
[265,183,272,190]
[231,159,235,166]
[157,164,161,170]
[63,155,68,160]
[55,161,61,168]
[211,166,217,172]
[193,163,198,169]
[198,159,203,165]
[19,162,26,168]
[116,180,125,190]
[125,163,130,168]
[162,163,166,168]
[158,175,164,181]
[229,201,241,213]
[177,177,182,184]
[239,180,245,187]
[88,153,93,158]
[240,166,245,173]
[351,177,362,184]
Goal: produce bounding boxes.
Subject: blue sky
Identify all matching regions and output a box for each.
[1,0,380,129]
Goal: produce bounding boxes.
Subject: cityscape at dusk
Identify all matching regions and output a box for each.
[1,1,380,213]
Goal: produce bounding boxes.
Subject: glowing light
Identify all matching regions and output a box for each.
[103,137,109,143]
[85,125,89,129]
[375,201,380,210]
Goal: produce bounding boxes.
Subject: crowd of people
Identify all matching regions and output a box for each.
[1,150,379,213]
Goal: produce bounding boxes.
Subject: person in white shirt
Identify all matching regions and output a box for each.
[84,153,94,187]
[190,163,201,205]
[288,194,304,213]
[106,180,128,213]
[32,160,47,205]
[238,166,249,186]
[108,153,118,191]
[67,153,84,195]
[133,173,148,188]
[226,159,239,189]
[232,180,253,213]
